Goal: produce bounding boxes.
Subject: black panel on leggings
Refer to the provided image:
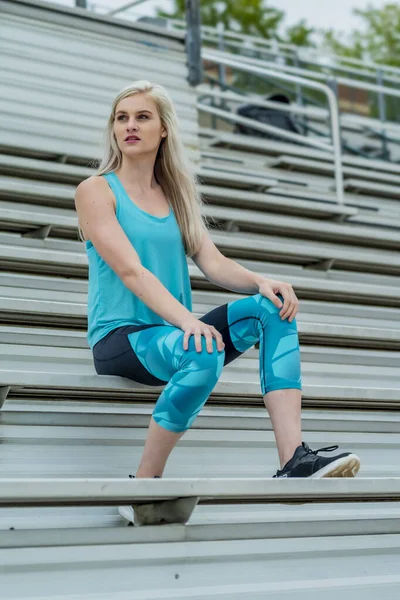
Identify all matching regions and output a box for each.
[92,304,243,385]
[93,324,168,386]
[199,303,243,366]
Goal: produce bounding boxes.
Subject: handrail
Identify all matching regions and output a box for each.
[209,50,400,99]
[198,103,332,151]
[107,0,150,16]
[167,18,297,51]
[197,86,328,120]
[168,18,400,80]
[201,49,344,205]
[205,48,400,157]
[205,39,400,86]
[334,54,400,78]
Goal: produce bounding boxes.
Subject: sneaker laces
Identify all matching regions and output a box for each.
[302,442,339,455]
[274,442,339,477]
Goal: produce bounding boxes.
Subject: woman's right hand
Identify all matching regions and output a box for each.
[180,317,225,353]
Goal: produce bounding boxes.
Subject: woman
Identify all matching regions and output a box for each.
[74,80,361,483]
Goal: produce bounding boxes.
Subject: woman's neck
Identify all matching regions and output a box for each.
[116,156,158,193]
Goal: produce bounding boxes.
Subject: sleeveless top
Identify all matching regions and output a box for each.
[85,171,193,349]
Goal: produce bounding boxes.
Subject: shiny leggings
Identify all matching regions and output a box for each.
[93,293,302,433]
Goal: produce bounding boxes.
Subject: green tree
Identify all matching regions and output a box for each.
[323,3,400,67]
[159,0,283,38]
[285,19,315,48]
[158,0,315,46]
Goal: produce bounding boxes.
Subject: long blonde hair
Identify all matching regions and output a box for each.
[79,80,209,257]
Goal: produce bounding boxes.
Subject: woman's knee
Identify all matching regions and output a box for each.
[153,344,225,432]
[180,338,225,378]
[252,292,283,315]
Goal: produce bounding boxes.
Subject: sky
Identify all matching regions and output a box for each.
[273,0,389,34]
[51,0,390,36]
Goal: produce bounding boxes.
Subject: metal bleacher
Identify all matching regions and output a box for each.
[1,0,400,598]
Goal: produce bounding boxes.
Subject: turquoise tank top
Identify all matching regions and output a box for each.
[85,171,193,349]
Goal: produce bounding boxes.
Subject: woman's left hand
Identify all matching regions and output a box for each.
[258,278,299,323]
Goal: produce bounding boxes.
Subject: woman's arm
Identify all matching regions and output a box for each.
[75,177,193,328]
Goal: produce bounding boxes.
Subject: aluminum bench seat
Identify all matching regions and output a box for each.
[204,205,400,249]
[0,171,354,219]
[0,154,338,209]
[3,162,398,225]
[199,128,400,175]
[0,193,359,245]
[199,161,400,215]
[1,399,400,542]
[0,399,398,515]
[207,230,400,276]
[0,173,357,220]
[1,5,199,165]
[198,168,279,190]
[2,227,400,282]
[0,154,93,184]
[272,155,400,187]
[3,477,400,509]
[2,260,400,306]
[267,185,400,217]
[1,528,400,599]
[2,341,400,410]
[1,283,399,349]
[2,325,400,377]
[343,178,400,199]
[2,501,400,546]
[199,149,400,209]
[4,195,400,250]
[198,179,358,219]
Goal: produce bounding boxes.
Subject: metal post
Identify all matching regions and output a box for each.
[185,0,202,86]
[201,50,345,204]
[211,80,217,130]
[327,77,343,153]
[217,23,228,112]
[75,0,87,7]
[293,49,303,106]
[326,78,344,205]
[376,68,388,160]
[293,49,307,136]
[217,22,226,106]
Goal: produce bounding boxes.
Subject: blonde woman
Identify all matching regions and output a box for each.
[74,81,360,487]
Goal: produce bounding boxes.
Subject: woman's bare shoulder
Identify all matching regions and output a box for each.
[75,174,115,210]
[76,174,108,191]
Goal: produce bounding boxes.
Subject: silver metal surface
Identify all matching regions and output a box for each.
[201,48,345,205]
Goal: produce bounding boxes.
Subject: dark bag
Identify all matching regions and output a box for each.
[234,93,301,143]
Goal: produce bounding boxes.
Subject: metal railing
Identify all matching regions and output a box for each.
[206,47,400,157]
[164,18,400,161]
[167,18,400,81]
[107,0,149,17]
[227,51,400,101]
[200,49,345,205]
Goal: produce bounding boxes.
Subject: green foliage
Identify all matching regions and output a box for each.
[158,1,314,46]
[323,3,400,67]
[161,1,399,123]
[284,19,316,48]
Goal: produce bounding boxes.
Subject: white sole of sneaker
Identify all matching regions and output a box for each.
[118,496,199,526]
[310,454,361,478]
[118,505,134,525]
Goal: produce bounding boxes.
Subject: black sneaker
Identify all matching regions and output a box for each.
[273,442,361,479]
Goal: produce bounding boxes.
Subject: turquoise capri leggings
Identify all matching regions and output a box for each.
[93,293,302,433]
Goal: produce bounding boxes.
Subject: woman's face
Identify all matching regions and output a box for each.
[113,93,166,156]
